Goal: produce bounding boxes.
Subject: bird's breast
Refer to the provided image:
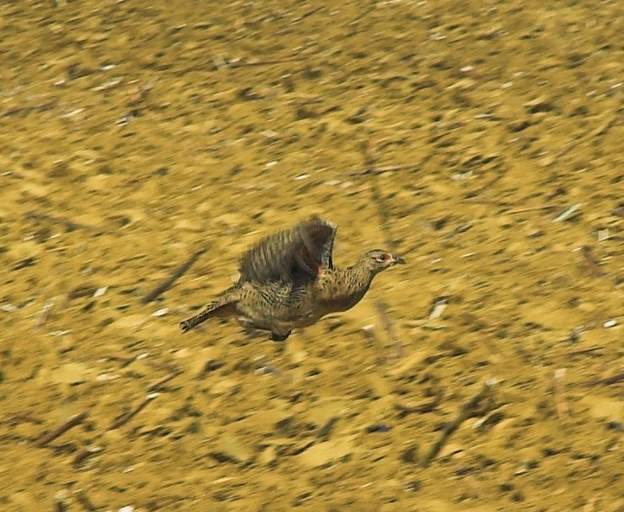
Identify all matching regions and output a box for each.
[313,275,371,313]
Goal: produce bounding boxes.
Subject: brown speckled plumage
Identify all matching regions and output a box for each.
[180,216,404,341]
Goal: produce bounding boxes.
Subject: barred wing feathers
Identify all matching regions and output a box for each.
[239,216,336,284]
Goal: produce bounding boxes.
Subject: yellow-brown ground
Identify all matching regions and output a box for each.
[1,1,623,510]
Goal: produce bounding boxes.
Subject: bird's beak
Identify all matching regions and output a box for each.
[391,255,406,265]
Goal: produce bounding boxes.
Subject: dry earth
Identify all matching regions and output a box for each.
[1,0,624,511]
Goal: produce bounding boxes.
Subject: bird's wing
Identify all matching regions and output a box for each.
[239,216,337,284]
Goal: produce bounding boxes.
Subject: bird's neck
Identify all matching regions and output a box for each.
[344,262,376,291]
[315,262,376,311]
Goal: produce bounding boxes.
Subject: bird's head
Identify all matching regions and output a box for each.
[362,249,406,273]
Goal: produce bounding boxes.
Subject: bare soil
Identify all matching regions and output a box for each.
[1,0,623,510]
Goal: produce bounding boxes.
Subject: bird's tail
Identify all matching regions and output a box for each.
[180,289,239,332]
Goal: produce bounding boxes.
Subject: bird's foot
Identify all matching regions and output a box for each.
[271,331,291,342]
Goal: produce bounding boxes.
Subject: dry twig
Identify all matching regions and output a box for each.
[72,446,103,467]
[506,205,556,215]
[24,211,102,234]
[421,380,496,467]
[594,371,624,386]
[348,163,420,176]
[579,245,605,277]
[109,393,159,430]
[147,370,182,392]
[553,368,568,419]
[142,248,207,304]
[37,411,89,447]
[395,392,442,416]
[360,140,398,253]
[361,325,387,365]
[375,300,404,358]
[36,300,54,328]
[53,495,67,512]
[74,489,98,511]
[566,346,603,356]
[228,58,299,68]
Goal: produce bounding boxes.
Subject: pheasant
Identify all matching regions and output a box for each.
[179,216,404,341]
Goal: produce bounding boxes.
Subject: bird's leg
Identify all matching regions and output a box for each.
[238,317,270,339]
[241,325,264,340]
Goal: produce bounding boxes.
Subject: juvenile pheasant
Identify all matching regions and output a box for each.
[179,216,404,341]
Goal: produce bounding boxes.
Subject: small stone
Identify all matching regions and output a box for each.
[302,67,322,80]
[499,482,514,493]
[508,118,530,132]
[511,490,525,502]
[50,362,90,384]
[295,106,318,120]
[524,96,553,114]
[401,445,419,464]
[237,87,261,101]
[607,421,624,432]
[598,229,610,241]
[258,446,277,466]
[345,106,368,124]
[365,423,392,433]
[406,480,421,492]
[93,287,108,298]
[211,433,253,464]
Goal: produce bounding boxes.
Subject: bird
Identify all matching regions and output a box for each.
[179,216,405,341]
